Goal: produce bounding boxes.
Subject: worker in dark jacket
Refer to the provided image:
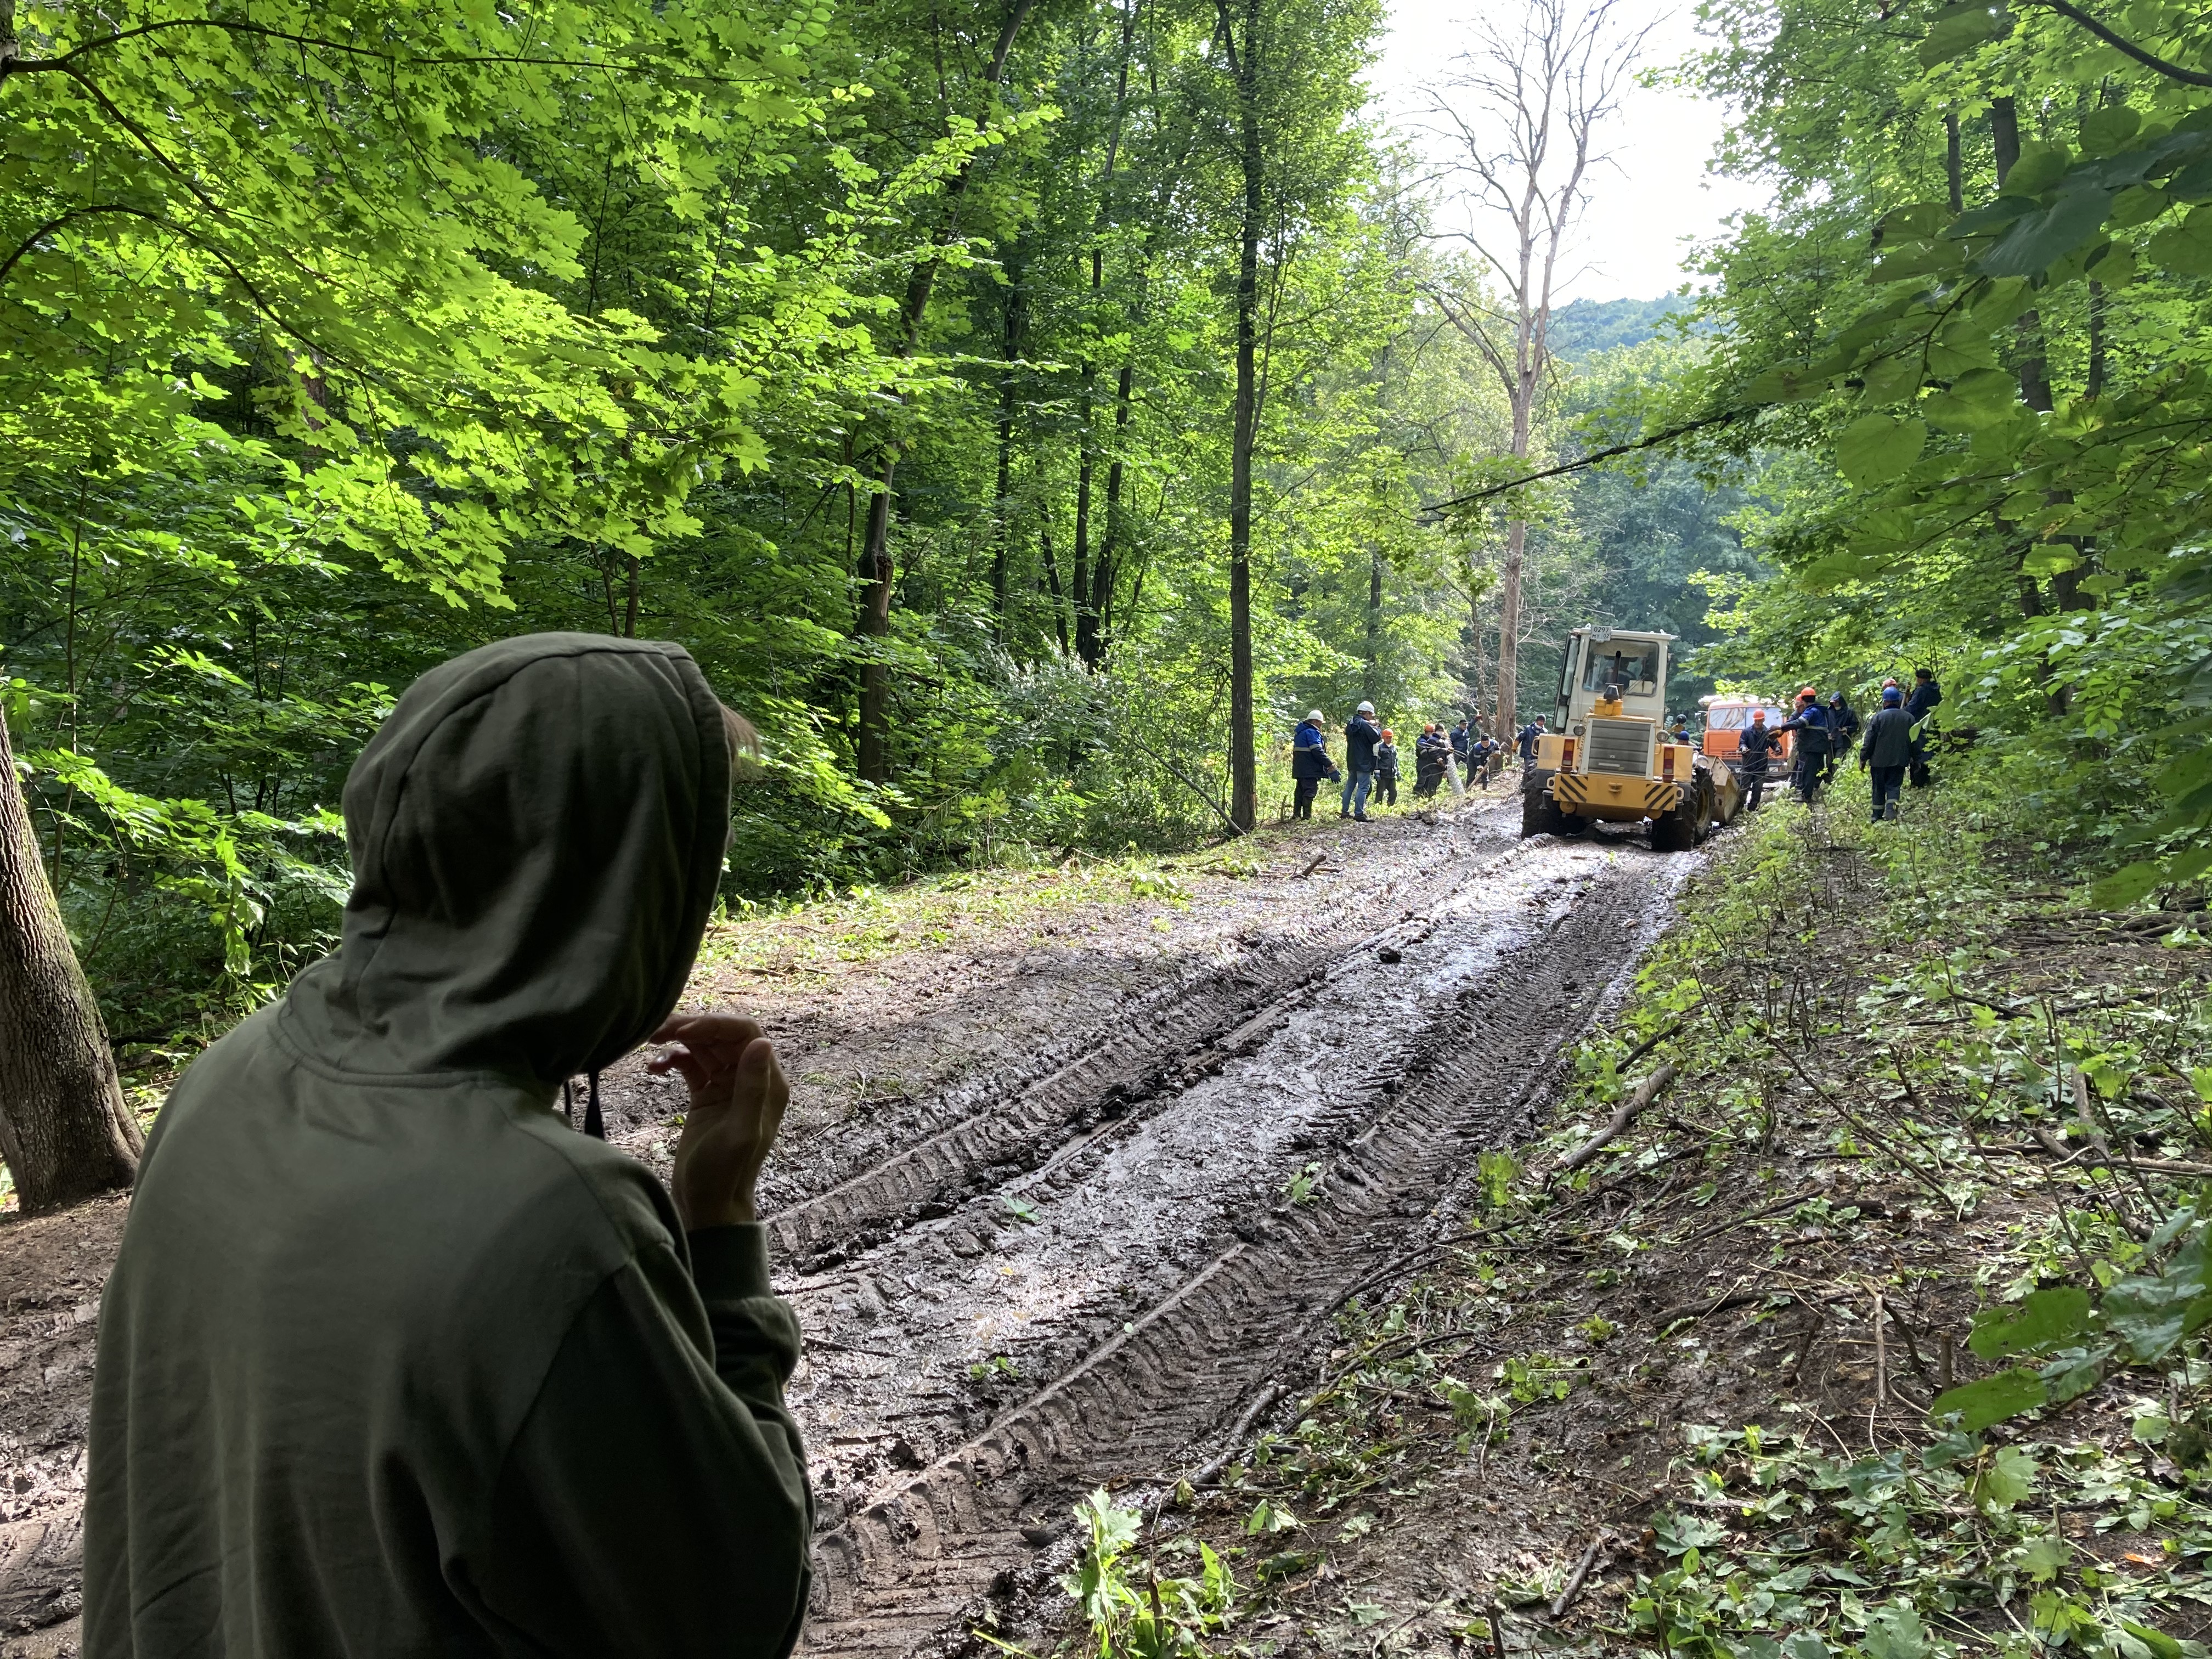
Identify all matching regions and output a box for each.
[1860,683,1916,821]
[87,634,811,1659]
[1448,718,1472,776]
[1824,691,1860,782]
[1342,701,1382,820]
[1736,708,1778,810]
[1905,667,1943,788]
[1291,708,1331,820]
[1374,728,1401,809]
[1775,687,1831,804]
[1516,719,1545,767]
[1413,725,1447,798]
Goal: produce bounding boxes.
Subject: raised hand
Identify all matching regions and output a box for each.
[646,1012,788,1231]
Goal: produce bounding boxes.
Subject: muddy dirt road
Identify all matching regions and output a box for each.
[762,806,1693,1657]
[0,797,1697,1658]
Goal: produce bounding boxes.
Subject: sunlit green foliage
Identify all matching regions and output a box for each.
[1652,0,2212,891]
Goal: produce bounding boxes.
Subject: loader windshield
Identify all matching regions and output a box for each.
[1581,644,1661,697]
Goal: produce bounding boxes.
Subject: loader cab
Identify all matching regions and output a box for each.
[1554,629,1671,731]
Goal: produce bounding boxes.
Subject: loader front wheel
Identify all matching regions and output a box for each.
[1521,771,1574,838]
[1652,799,1697,853]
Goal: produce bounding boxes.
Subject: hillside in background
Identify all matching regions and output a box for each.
[1546,294,1695,360]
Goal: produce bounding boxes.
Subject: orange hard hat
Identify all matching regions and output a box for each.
[1381,727,1395,739]
[1751,709,1766,721]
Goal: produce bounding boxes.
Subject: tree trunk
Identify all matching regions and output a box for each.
[1223,0,1264,832]
[991,252,1029,639]
[1073,358,1099,666]
[1495,520,1526,739]
[1496,380,1533,738]
[0,712,140,1213]
[1040,510,1071,657]
[853,0,1037,780]
[1364,548,1384,705]
[856,484,897,780]
[1991,95,2020,185]
[1465,568,1487,730]
[1944,109,1964,213]
[1074,7,1138,671]
[1097,361,1135,650]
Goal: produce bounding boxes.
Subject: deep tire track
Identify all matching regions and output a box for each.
[769,815,1526,1276]
[792,840,1690,1658]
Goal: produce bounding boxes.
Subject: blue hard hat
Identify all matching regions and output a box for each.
[1882,685,1903,706]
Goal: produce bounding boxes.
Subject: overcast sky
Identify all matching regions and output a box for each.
[1367,0,1775,304]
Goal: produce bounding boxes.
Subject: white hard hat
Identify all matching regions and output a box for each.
[1306,709,1324,723]
[1357,701,1375,714]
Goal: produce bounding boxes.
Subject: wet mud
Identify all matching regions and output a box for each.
[770,823,1695,1657]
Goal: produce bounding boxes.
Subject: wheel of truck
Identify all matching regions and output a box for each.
[1520,771,1574,838]
[1651,800,1697,852]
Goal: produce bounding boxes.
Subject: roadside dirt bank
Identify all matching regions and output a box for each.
[0,793,1705,1657]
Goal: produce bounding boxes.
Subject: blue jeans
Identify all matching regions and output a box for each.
[1341,768,1374,816]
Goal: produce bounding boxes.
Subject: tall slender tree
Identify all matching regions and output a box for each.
[855,1,1040,782]
[1421,0,1648,736]
[1216,0,1267,830]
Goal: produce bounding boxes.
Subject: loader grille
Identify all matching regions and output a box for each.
[1584,717,1654,776]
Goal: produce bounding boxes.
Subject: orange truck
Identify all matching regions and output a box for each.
[1698,697,1795,776]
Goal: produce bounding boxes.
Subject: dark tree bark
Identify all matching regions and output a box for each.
[0,712,140,1213]
[1073,353,1098,664]
[1073,0,1139,672]
[1039,509,1071,657]
[855,0,1037,781]
[2087,279,2108,400]
[1991,94,2021,180]
[1096,360,1135,650]
[991,250,1029,639]
[1365,548,1384,706]
[1218,0,1263,832]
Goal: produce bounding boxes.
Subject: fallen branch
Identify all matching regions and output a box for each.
[1670,1185,1821,1251]
[1297,854,1328,879]
[1184,1382,1287,1489]
[1550,1534,1615,1619]
[1550,1063,1679,1184]
[1617,1019,1686,1072]
[1324,1218,1531,1313]
[2017,1136,2212,1178]
[1417,406,1759,517]
[1117,737,1245,839]
[1651,1288,1769,1329]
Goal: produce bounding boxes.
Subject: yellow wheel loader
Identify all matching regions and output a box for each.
[1519,627,1745,850]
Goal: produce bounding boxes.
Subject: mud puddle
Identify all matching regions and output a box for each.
[785,828,1696,1657]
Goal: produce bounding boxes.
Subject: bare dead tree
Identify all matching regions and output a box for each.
[1419,0,1650,737]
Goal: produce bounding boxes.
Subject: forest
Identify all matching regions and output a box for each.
[5,0,2212,1107]
[17,4,2212,1653]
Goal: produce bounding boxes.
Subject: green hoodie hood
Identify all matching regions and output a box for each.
[87,633,812,1659]
[280,632,732,1085]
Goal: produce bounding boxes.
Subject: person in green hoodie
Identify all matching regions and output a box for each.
[84,634,812,1659]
